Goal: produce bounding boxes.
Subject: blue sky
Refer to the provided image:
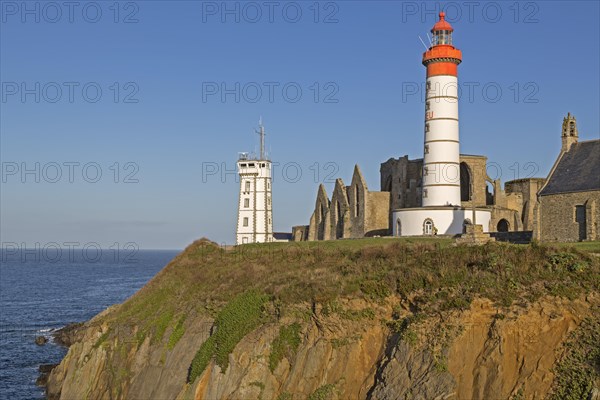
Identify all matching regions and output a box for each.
[1,1,599,249]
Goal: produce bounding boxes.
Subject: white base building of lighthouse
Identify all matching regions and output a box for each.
[393,207,491,236]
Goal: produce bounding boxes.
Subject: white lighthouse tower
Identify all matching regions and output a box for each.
[392,12,491,236]
[235,120,274,245]
[422,11,462,207]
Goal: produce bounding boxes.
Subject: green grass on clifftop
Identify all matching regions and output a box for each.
[113,238,599,329]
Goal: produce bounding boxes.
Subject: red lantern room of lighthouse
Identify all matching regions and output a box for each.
[421,12,463,208]
[422,12,462,77]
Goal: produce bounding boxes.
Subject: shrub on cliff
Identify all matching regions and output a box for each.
[187,290,269,383]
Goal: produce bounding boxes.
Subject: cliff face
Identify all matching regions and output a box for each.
[45,239,600,399]
[47,295,598,400]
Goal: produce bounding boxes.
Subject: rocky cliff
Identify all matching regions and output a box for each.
[46,239,600,399]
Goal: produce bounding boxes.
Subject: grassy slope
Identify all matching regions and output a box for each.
[94,238,600,395]
[106,238,600,336]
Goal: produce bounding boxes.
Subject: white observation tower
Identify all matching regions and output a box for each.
[235,119,273,245]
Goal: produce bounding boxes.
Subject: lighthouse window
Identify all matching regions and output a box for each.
[423,189,428,198]
[248,163,255,167]
[424,145,429,154]
[243,217,249,227]
[244,198,249,208]
[426,101,430,111]
[425,123,430,132]
[245,181,251,192]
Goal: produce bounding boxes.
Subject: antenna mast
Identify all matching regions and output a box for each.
[418,35,429,51]
[256,117,266,160]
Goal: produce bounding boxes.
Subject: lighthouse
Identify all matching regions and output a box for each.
[392,12,491,236]
[422,11,462,207]
[235,120,274,245]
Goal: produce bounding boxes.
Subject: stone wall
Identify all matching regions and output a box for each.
[365,191,391,236]
[458,155,488,208]
[490,207,522,233]
[297,166,390,241]
[538,190,599,242]
[505,178,546,231]
[329,179,351,240]
[307,184,330,241]
[380,156,423,210]
[292,225,309,241]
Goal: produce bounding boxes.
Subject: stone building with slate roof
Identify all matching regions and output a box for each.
[534,114,600,242]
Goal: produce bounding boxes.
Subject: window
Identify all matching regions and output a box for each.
[460,162,472,202]
[424,145,429,154]
[267,181,270,190]
[424,166,429,175]
[268,197,271,206]
[261,163,265,167]
[425,123,430,132]
[245,181,251,192]
[426,101,430,111]
[496,219,509,232]
[248,163,255,167]
[435,30,452,45]
[423,188,428,198]
[244,198,249,208]
[243,217,249,227]
[355,185,360,217]
[575,205,587,241]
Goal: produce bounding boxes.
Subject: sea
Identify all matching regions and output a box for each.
[0,248,180,400]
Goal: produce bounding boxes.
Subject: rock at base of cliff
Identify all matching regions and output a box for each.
[52,322,84,347]
[35,336,48,346]
[37,364,58,387]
